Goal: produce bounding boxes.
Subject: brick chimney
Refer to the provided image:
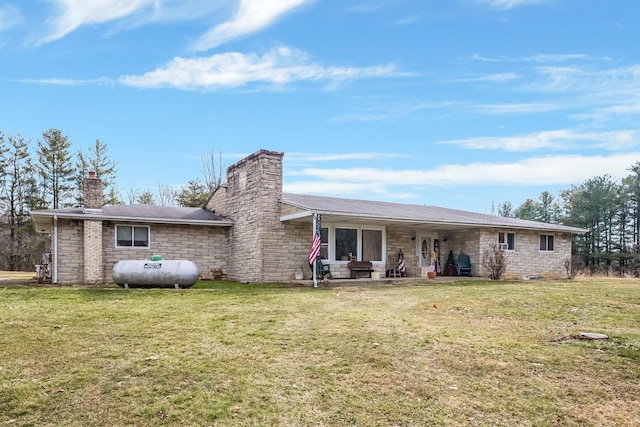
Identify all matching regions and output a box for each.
[82,171,104,285]
[83,171,103,213]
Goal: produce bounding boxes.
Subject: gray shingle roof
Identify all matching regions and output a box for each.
[31,204,232,226]
[280,193,585,233]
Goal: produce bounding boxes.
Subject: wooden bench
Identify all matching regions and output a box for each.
[348,260,374,279]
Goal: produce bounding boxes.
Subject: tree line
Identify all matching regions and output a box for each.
[495,161,640,276]
[0,129,221,271]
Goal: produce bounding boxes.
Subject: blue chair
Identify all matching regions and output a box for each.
[456,253,471,276]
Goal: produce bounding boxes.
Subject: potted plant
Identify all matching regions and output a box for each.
[427,265,436,279]
[427,251,437,279]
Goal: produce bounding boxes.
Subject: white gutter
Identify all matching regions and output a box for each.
[280,209,586,234]
[31,211,233,227]
[53,215,58,284]
[280,211,313,222]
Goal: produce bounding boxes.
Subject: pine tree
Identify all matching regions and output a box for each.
[36,129,74,209]
[177,179,209,207]
[0,134,38,270]
[74,139,118,206]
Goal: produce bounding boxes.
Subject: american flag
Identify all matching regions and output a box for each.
[309,214,321,264]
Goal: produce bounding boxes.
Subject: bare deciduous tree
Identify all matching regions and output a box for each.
[482,244,508,280]
[157,184,179,206]
[201,148,224,195]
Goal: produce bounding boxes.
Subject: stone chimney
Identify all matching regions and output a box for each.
[82,171,104,285]
[83,171,103,213]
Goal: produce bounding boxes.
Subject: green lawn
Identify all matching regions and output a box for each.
[1,279,639,426]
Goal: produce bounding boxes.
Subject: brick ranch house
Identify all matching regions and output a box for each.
[31,149,585,285]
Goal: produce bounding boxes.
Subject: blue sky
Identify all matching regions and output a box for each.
[1,0,639,213]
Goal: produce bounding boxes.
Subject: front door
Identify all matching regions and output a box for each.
[417,234,436,268]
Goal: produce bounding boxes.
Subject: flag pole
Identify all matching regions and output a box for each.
[312,213,318,288]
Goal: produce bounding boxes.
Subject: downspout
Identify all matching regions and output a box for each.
[53,215,58,284]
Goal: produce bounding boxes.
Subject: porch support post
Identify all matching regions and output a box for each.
[312,213,318,288]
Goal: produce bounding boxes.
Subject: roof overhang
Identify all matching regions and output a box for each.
[280,209,586,234]
[31,210,233,234]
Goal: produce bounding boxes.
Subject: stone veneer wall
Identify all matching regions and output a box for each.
[432,228,571,279]
[386,225,418,277]
[477,229,571,279]
[56,218,84,284]
[54,219,228,285]
[102,222,228,283]
[443,229,482,276]
[207,150,285,282]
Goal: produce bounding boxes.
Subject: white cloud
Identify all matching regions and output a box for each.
[463,53,591,64]
[524,53,590,63]
[0,4,22,32]
[531,64,640,94]
[286,152,407,162]
[191,0,311,52]
[436,129,640,152]
[448,72,520,83]
[329,101,438,123]
[574,102,640,122]
[475,102,565,115]
[284,153,639,200]
[38,0,155,44]
[479,0,545,9]
[119,46,400,90]
[13,77,113,86]
[37,1,226,42]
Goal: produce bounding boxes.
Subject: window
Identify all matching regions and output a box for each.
[332,226,384,262]
[335,228,358,261]
[498,232,516,251]
[362,229,383,262]
[540,234,555,252]
[320,227,329,259]
[116,225,150,248]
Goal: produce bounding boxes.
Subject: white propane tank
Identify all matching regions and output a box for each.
[112,258,199,288]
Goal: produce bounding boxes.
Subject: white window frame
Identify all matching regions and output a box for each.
[497,231,516,251]
[115,224,150,249]
[325,225,386,263]
[539,234,555,252]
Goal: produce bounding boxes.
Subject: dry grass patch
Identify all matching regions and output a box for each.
[1,279,639,426]
[0,271,34,281]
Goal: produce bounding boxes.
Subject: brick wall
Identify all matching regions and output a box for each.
[83,220,104,285]
[83,174,102,210]
[102,222,228,283]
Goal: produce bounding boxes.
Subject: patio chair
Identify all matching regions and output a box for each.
[456,253,472,276]
[309,256,331,279]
